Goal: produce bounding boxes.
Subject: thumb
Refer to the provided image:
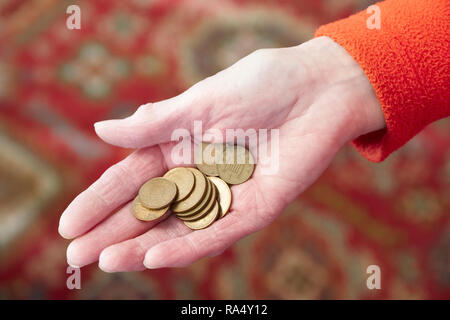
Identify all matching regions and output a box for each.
[94,82,209,148]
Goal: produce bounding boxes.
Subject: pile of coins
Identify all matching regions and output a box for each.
[132,143,254,230]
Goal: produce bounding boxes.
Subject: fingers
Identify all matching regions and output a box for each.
[94,82,211,149]
[59,146,166,239]
[98,215,192,272]
[143,211,256,268]
[66,201,168,268]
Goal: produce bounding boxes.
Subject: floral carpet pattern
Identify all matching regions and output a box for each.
[0,0,448,299]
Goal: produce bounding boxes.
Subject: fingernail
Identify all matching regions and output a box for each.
[143,260,161,269]
[98,261,112,273]
[93,121,111,138]
[143,250,163,269]
[93,121,105,129]
[58,221,71,240]
[98,250,114,273]
[67,261,80,268]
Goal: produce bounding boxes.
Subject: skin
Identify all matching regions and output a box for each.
[58,36,386,272]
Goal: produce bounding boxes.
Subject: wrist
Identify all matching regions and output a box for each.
[297,36,386,142]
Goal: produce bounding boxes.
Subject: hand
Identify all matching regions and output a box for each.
[58,36,385,271]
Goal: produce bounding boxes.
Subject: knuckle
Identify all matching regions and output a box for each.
[112,161,138,190]
[252,47,269,55]
[246,48,280,74]
[204,225,229,253]
[250,48,277,61]
[185,236,199,257]
[90,162,135,206]
[135,103,153,116]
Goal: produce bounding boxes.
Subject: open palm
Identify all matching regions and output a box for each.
[59,36,384,271]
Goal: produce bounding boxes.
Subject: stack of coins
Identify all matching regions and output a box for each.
[197,143,255,185]
[132,143,254,230]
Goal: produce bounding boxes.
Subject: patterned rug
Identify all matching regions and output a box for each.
[0,0,448,299]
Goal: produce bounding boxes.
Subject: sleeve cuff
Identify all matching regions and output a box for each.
[315,0,450,162]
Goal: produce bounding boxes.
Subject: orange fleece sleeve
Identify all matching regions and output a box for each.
[315,0,450,162]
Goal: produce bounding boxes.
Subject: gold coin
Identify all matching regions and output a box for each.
[208,176,231,218]
[176,178,212,217]
[217,145,254,185]
[138,177,177,209]
[196,143,222,176]
[183,200,219,230]
[171,168,207,213]
[178,180,217,221]
[163,167,195,202]
[132,196,169,221]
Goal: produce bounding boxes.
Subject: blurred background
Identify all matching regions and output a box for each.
[0,0,448,299]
